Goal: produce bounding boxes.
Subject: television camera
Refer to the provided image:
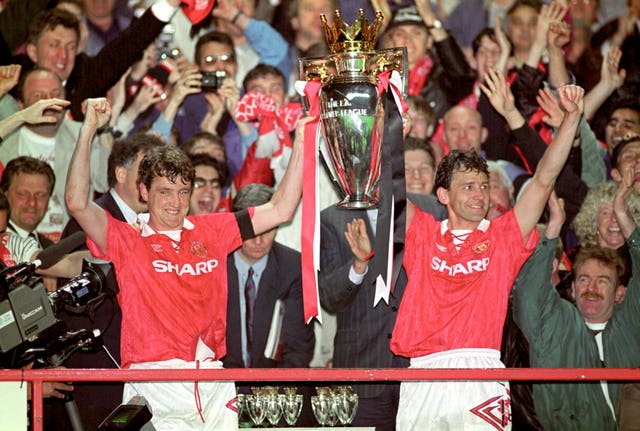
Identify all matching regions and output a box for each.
[0,232,109,368]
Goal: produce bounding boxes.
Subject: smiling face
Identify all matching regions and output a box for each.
[612,141,640,193]
[27,24,78,81]
[596,202,624,249]
[383,24,430,69]
[605,108,640,154]
[437,169,490,230]
[474,35,501,80]
[245,73,287,107]
[572,258,625,323]
[189,165,221,215]
[140,176,192,231]
[443,106,487,152]
[404,149,435,195]
[6,172,52,232]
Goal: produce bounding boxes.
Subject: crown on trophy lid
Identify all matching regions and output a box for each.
[321,9,384,54]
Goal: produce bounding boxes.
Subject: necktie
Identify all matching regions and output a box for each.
[244,267,256,365]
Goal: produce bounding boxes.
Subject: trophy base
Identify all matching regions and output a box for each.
[336,196,378,209]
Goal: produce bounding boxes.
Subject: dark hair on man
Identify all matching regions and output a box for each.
[434,149,488,191]
[183,131,226,158]
[17,68,64,103]
[188,153,230,188]
[611,132,640,170]
[0,156,55,195]
[242,64,286,93]
[404,137,436,170]
[471,28,499,57]
[28,7,80,45]
[232,183,274,211]
[137,147,195,198]
[507,0,543,17]
[0,190,10,212]
[606,98,640,123]
[573,246,627,287]
[194,30,235,65]
[107,133,165,188]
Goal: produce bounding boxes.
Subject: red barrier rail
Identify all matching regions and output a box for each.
[2,367,640,431]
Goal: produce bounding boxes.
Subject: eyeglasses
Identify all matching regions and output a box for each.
[193,177,221,189]
[202,53,235,65]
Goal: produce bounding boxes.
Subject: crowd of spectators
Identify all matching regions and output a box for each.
[1,0,640,429]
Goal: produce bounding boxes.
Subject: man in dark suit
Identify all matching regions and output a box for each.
[60,133,163,430]
[319,192,445,431]
[224,183,314,369]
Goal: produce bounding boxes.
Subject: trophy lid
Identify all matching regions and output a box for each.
[321,9,383,54]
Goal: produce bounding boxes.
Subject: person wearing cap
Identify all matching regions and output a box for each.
[381,0,476,119]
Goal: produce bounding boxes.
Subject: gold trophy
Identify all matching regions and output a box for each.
[299,9,405,208]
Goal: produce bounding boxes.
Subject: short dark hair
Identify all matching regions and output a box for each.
[182,132,225,157]
[404,137,435,170]
[507,0,543,17]
[232,183,274,211]
[28,7,80,46]
[611,132,640,169]
[107,133,165,188]
[188,153,230,188]
[17,68,64,103]
[471,28,499,57]
[0,156,55,196]
[573,247,626,287]
[434,149,488,191]
[194,30,235,65]
[242,64,286,93]
[137,147,195,197]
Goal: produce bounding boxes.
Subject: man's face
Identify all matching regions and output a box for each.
[506,5,538,56]
[246,74,287,107]
[291,0,334,45]
[140,176,191,231]
[596,202,624,249]
[83,0,116,20]
[572,258,625,323]
[383,24,429,68]
[443,107,486,152]
[569,0,598,26]
[605,108,640,153]
[189,165,221,215]
[21,70,65,112]
[437,169,489,230]
[27,25,77,81]
[117,152,147,213]
[5,173,51,232]
[486,171,513,220]
[474,35,501,79]
[198,41,238,78]
[612,141,640,193]
[238,229,276,264]
[404,149,434,196]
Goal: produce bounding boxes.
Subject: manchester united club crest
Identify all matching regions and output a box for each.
[151,244,163,253]
[190,241,208,258]
[472,240,489,254]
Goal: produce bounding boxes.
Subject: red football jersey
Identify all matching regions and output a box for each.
[87,211,246,367]
[391,209,539,358]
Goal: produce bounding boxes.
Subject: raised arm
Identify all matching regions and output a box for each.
[613,161,637,239]
[0,98,70,140]
[250,116,314,235]
[514,85,583,240]
[65,98,110,253]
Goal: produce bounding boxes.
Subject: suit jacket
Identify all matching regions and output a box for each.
[61,190,125,430]
[319,193,445,398]
[223,242,314,369]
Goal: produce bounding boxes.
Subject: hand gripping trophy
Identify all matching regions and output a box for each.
[298,9,406,208]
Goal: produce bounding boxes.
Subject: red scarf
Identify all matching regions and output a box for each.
[408,56,433,96]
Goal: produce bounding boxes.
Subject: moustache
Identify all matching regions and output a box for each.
[580,292,603,301]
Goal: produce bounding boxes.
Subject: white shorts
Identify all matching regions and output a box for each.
[396,348,511,431]
[123,349,238,431]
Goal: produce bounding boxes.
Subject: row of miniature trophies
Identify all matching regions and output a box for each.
[237,385,358,427]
